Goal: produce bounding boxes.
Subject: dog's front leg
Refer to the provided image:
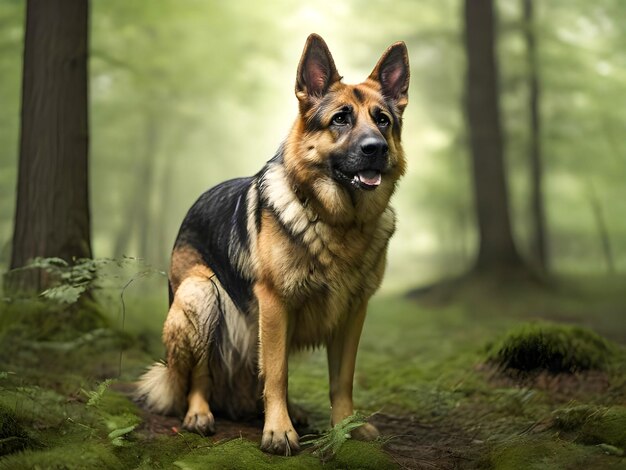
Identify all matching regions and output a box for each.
[327,301,380,440]
[256,282,299,455]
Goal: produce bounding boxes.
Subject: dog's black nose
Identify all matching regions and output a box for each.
[360,136,388,157]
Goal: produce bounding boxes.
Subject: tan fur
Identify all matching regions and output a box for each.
[169,245,205,292]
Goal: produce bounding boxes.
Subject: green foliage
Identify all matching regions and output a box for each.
[84,378,113,407]
[0,404,35,455]
[553,405,626,449]
[83,380,140,448]
[0,442,122,469]
[488,437,598,470]
[486,323,617,373]
[19,256,165,305]
[29,257,101,303]
[301,412,368,461]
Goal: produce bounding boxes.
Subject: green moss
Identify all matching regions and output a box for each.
[0,442,121,469]
[0,386,69,426]
[552,404,597,431]
[0,404,35,455]
[121,433,209,469]
[579,407,626,448]
[173,438,322,470]
[333,440,396,469]
[486,323,616,373]
[489,436,621,470]
[553,405,626,449]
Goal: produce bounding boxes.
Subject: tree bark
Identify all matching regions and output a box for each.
[463,0,525,273]
[523,0,548,271]
[7,0,92,292]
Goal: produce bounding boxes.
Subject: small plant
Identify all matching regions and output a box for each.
[25,257,105,303]
[15,256,165,305]
[82,380,140,447]
[83,379,113,407]
[301,412,370,461]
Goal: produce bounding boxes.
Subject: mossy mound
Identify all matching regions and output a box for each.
[333,440,395,469]
[486,323,616,373]
[173,438,322,470]
[171,438,395,470]
[488,436,618,470]
[553,405,626,449]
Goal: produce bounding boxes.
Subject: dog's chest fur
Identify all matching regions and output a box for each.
[255,163,396,347]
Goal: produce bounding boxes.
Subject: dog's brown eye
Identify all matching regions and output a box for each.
[377,114,390,127]
[332,112,349,126]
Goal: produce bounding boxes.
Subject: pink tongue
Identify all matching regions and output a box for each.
[357,171,382,186]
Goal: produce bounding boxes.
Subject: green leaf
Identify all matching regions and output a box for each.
[108,424,137,440]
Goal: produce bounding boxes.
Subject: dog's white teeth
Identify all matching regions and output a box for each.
[352,175,360,184]
[357,171,382,187]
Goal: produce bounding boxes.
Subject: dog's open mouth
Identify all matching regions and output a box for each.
[335,169,382,191]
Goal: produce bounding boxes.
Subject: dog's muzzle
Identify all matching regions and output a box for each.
[332,134,389,191]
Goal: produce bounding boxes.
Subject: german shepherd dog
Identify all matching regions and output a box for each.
[137,34,409,456]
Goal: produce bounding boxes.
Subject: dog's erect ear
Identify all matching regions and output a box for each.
[369,42,410,112]
[296,34,341,102]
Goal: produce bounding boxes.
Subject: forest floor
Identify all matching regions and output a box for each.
[1,273,626,469]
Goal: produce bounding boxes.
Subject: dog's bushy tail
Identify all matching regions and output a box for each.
[135,362,186,416]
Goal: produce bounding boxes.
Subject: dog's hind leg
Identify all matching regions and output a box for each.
[182,356,215,435]
[170,271,221,435]
[138,268,219,435]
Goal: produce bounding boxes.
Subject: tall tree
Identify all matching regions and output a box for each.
[463,0,525,273]
[7,0,91,292]
[522,0,548,271]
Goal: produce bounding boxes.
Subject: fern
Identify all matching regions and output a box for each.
[82,379,112,407]
[29,257,110,304]
[81,380,140,447]
[20,256,166,304]
[301,412,369,461]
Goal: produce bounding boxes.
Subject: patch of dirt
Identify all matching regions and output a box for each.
[477,364,612,400]
[112,381,266,442]
[115,381,483,468]
[135,410,482,469]
[372,413,483,470]
[137,410,265,442]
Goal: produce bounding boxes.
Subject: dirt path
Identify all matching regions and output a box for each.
[371,413,480,469]
[134,405,478,469]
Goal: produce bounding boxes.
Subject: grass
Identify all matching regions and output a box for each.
[0,274,625,468]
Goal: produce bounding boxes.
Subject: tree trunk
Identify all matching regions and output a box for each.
[7,0,92,292]
[523,0,548,271]
[112,112,159,261]
[586,182,615,274]
[463,0,525,273]
[137,114,158,261]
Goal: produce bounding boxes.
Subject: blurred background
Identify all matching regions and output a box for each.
[1,0,624,293]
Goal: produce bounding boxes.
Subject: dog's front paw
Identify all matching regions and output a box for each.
[261,425,300,456]
[182,411,216,436]
[351,422,380,441]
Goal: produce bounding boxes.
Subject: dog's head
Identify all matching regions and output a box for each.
[285,34,409,223]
